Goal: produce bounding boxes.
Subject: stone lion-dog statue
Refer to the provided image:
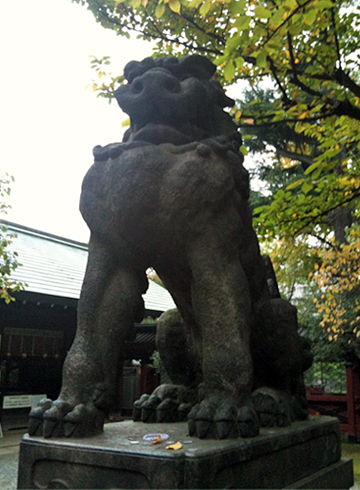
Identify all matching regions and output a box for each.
[29,55,312,439]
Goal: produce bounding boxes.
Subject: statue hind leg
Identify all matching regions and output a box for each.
[29,235,148,438]
[133,273,202,423]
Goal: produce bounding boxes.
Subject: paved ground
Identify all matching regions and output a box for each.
[0,429,24,490]
[1,428,360,489]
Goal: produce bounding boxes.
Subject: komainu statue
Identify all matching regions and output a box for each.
[29,55,312,440]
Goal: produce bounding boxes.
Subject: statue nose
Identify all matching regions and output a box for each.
[131,71,181,96]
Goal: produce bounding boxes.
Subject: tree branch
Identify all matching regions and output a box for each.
[259,0,314,50]
[287,32,323,97]
[238,110,337,127]
[333,69,360,98]
[285,189,360,236]
[272,143,314,169]
[268,56,291,105]
[331,7,342,72]
[91,0,223,55]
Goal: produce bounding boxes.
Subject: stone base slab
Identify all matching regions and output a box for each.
[17,416,353,489]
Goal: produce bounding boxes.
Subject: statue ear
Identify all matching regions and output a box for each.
[175,55,216,80]
[124,57,156,83]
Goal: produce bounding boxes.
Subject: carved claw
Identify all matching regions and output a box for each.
[188,397,260,439]
[28,398,53,436]
[28,385,108,438]
[42,400,73,438]
[237,405,259,438]
[156,398,179,423]
[188,399,217,439]
[133,384,194,423]
[133,394,150,421]
[214,404,239,439]
[252,387,292,428]
[141,394,161,423]
[63,403,105,437]
[178,402,192,421]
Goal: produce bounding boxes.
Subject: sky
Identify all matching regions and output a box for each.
[1,0,244,243]
[1,0,154,242]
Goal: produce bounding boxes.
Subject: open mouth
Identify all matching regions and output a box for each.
[127,121,210,146]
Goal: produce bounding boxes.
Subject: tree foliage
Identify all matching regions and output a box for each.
[77,0,360,239]
[0,175,26,303]
[75,0,360,359]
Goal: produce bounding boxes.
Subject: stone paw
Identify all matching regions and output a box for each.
[29,398,74,438]
[252,387,292,428]
[63,403,105,437]
[132,384,193,423]
[28,391,106,438]
[188,396,259,439]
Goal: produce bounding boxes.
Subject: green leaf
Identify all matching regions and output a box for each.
[229,0,246,15]
[188,0,202,7]
[240,145,248,155]
[121,118,130,127]
[227,36,242,50]
[304,9,317,27]
[223,61,235,82]
[234,15,251,31]
[234,56,244,69]
[304,161,321,175]
[316,0,334,8]
[256,49,267,68]
[302,182,313,194]
[199,1,211,16]
[254,5,271,19]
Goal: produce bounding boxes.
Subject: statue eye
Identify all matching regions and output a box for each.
[164,78,180,93]
[132,80,144,93]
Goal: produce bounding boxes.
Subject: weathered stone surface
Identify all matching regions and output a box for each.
[28,55,312,439]
[18,416,353,489]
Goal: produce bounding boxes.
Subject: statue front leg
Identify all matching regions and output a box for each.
[29,236,148,438]
[187,233,259,439]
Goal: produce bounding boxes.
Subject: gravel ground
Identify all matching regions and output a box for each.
[0,429,23,490]
[0,451,19,490]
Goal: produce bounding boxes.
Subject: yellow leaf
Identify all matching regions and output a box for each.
[235,110,242,121]
[152,435,162,445]
[166,441,182,450]
[155,3,166,17]
[169,0,181,13]
[141,0,148,6]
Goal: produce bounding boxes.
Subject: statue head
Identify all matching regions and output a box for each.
[115,55,238,145]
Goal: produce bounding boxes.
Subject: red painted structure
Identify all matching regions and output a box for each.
[307,364,360,441]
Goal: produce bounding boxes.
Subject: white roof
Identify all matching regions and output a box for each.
[5,222,176,313]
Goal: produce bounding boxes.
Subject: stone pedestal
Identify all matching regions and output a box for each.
[17,416,353,489]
